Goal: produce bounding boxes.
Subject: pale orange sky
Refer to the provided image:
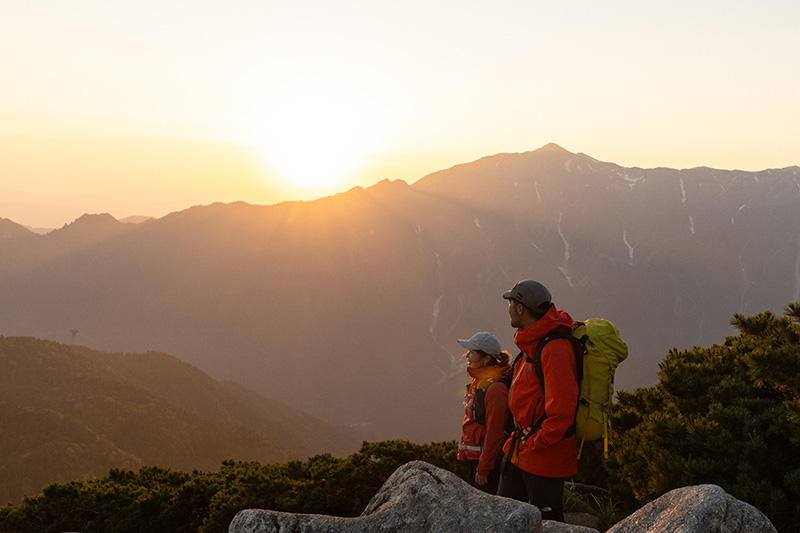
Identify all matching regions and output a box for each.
[2,1,798,228]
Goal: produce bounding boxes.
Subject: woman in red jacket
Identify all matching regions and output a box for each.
[457,331,511,494]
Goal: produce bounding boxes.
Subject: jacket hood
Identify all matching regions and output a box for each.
[514,305,573,352]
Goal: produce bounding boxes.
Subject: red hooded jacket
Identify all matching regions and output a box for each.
[503,305,579,478]
[458,363,510,477]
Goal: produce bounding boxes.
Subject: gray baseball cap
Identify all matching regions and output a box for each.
[503,279,552,314]
[457,332,502,356]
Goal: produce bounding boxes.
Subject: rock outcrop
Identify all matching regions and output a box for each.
[229,460,541,532]
[542,520,600,532]
[607,484,777,533]
[229,462,778,533]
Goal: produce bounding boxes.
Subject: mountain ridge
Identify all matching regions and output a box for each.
[0,335,361,504]
[1,144,798,444]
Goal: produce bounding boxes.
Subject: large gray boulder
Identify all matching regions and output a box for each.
[555,513,603,532]
[542,519,600,533]
[607,484,777,533]
[229,460,541,532]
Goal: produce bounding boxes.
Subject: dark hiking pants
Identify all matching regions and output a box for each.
[465,456,502,495]
[497,456,565,522]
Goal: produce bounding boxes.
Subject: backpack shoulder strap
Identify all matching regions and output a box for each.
[471,375,507,426]
[527,329,576,396]
[523,322,590,440]
[511,350,525,371]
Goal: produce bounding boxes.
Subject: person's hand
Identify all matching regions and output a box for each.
[475,473,488,486]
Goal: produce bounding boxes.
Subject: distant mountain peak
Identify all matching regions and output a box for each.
[0,217,35,242]
[61,213,120,229]
[535,142,571,154]
[365,178,409,192]
[47,212,130,242]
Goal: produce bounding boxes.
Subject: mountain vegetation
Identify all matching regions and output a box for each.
[1,304,797,532]
[602,302,800,532]
[1,144,799,445]
[0,441,459,533]
[0,336,359,505]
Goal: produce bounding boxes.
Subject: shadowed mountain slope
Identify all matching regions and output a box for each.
[0,336,359,504]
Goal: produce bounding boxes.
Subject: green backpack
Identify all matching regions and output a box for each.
[529,318,628,458]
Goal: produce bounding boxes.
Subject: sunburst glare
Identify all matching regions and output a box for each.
[248,92,386,192]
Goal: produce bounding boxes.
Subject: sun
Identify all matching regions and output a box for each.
[251,94,382,192]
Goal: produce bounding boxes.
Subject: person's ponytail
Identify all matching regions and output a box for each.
[491,351,510,366]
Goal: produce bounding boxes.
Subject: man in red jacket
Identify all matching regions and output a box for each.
[497,279,578,522]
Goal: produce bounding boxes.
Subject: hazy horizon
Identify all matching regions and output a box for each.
[2,1,799,228]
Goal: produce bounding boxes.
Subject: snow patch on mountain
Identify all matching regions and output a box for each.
[498,263,512,282]
[415,224,425,254]
[624,174,645,190]
[430,294,442,332]
[732,205,746,225]
[558,212,570,264]
[557,212,573,287]
[623,231,635,265]
[428,256,446,336]
[680,177,687,206]
[739,254,750,287]
[427,252,465,380]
